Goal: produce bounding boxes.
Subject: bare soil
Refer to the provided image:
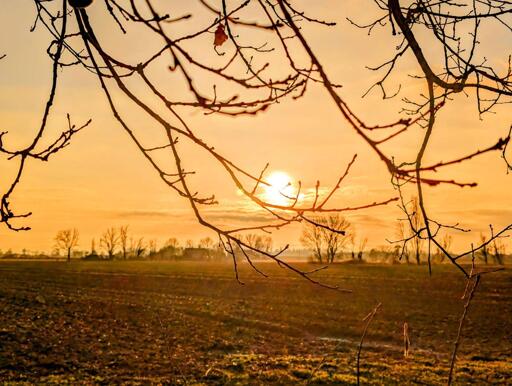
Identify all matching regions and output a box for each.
[0,261,510,384]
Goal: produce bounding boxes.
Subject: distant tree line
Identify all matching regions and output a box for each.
[1,218,507,265]
[300,211,509,265]
[45,226,277,262]
[393,198,508,266]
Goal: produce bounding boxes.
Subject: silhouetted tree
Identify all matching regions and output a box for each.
[54,228,79,262]
[437,234,453,263]
[357,237,368,262]
[301,221,325,263]
[324,215,352,263]
[1,0,510,285]
[148,239,158,257]
[410,198,424,265]
[301,215,351,264]
[100,227,119,260]
[130,237,146,259]
[119,225,129,260]
[164,237,180,250]
[349,233,357,260]
[199,237,214,249]
[90,238,97,255]
[477,233,489,264]
[242,234,272,252]
[261,236,273,253]
[395,221,410,264]
[491,238,506,265]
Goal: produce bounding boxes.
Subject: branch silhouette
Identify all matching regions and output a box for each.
[1,0,510,284]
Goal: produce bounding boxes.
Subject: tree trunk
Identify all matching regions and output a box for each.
[315,247,322,263]
[328,249,333,264]
[493,251,503,265]
[67,248,71,263]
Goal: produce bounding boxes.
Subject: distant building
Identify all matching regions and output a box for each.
[82,252,103,261]
[155,246,181,260]
[182,247,226,261]
[183,247,210,260]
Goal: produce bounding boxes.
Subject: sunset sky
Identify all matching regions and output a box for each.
[0,1,510,254]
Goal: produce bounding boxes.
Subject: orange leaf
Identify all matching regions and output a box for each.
[214,24,228,47]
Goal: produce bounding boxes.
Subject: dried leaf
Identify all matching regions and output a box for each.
[214,24,228,47]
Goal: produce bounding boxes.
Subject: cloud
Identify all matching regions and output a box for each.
[466,208,512,218]
[431,208,512,235]
[440,208,512,223]
[115,205,276,224]
[205,212,275,223]
[116,210,184,218]
[347,213,388,227]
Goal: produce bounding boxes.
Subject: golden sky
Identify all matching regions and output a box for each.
[0,1,510,253]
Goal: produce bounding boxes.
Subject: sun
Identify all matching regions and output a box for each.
[263,171,294,206]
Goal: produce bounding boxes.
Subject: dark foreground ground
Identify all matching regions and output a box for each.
[0,261,510,385]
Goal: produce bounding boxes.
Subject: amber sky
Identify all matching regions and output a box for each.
[0,1,510,253]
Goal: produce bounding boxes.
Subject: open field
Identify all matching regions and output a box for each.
[0,261,510,385]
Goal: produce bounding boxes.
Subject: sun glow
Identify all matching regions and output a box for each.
[263,171,294,206]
